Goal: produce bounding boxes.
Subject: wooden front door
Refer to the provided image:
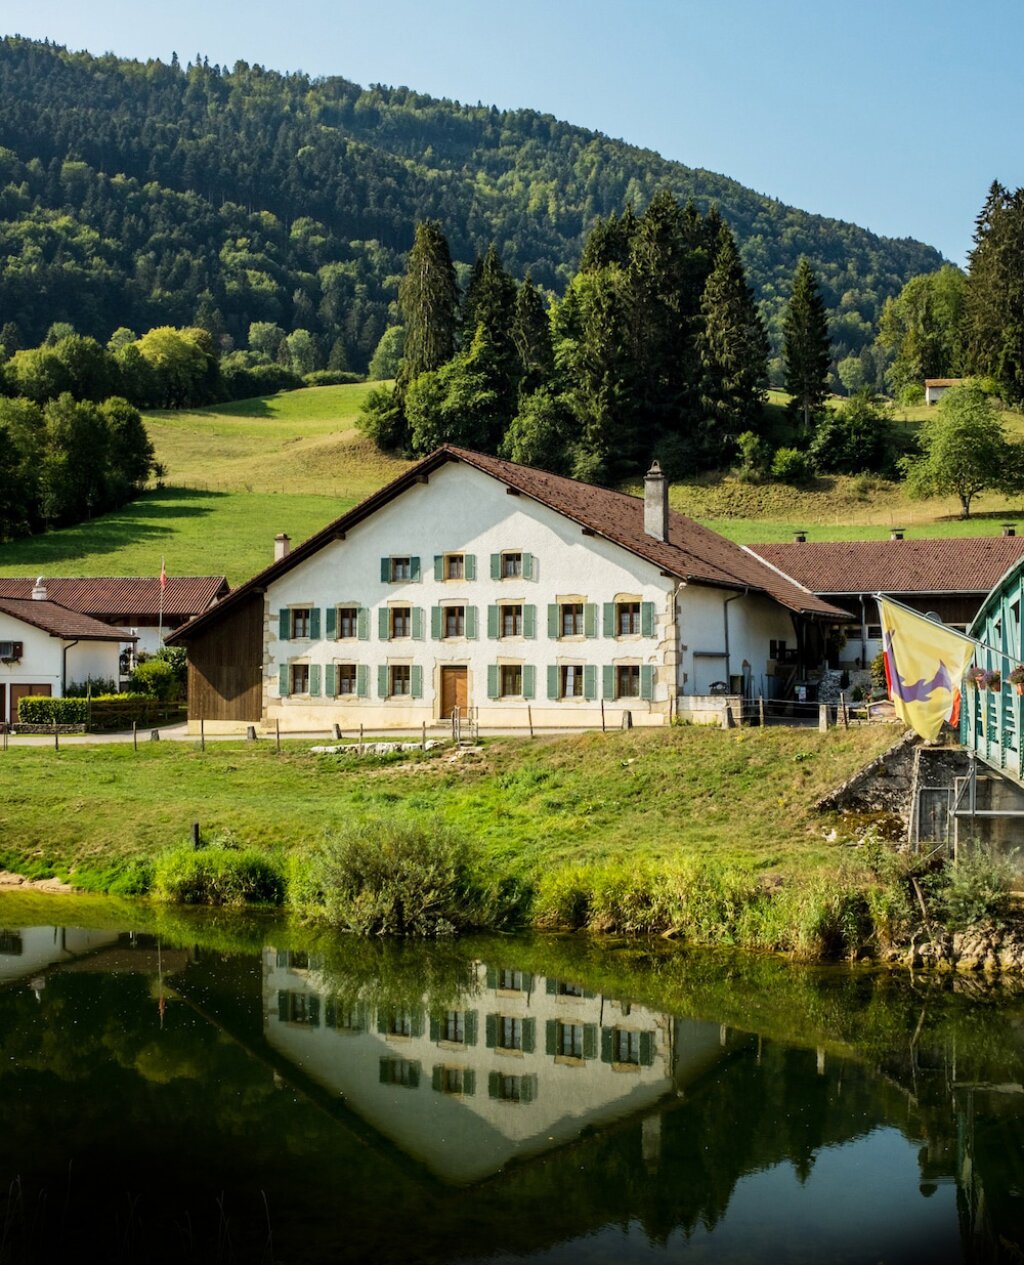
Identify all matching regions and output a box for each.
[10,683,51,724]
[440,667,468,719]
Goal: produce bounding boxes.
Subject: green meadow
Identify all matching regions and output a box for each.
[2,381,1024,585]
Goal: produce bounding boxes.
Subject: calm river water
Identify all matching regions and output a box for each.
[0,898,1021,1265]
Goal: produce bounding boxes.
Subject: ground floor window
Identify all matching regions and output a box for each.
[560,664,584,698]
[498,969,527,992]
[290,663,310,694]
[337,662,358,694]
[500,664,523,697]
[433,1065,475,1095]
[559,1022,584,1058]
[390,664,411,696]
[379,1058,420,1088]
[444,1010,466,1043]
[615,1029,641,1064]
[277,990,320,1027]
[488,1072,537,1103]
[616,665,640,698]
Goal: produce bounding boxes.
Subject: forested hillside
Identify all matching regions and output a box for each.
[0,36,943,372]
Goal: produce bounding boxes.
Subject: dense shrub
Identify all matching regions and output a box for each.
[63,676,118,698]
[770,447,810,483]
[153,839,285,906]
[927,842,1017,929]
[128,657,181,702]
[302,370,363,387]
[296,818,513,935]
[17,695,89,724]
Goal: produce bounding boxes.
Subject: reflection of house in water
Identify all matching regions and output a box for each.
[263,950,729,1185]
[0,925,120,985]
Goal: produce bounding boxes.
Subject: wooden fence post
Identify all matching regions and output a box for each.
[818,703,829,733]
[600,699,606,733]
[840,692,849,729]
[527,705,534,738]
[133,720,138,751]
[53,724,59,752]
[275,718,281,754]
[200,717,205,752]
[758,695,765,728]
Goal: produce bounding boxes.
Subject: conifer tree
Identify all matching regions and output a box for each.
[511,275,553,396]
[698,226,769,459]
[783,257,832,437]
[397,220,459,387]
[965,181,1024,404]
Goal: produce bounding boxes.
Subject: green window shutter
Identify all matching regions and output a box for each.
[378,607,389,640]
[276,949,289,967]
[411,665,423,699]
[325,664,337,697]
[545,1019,558,1055]
[639,1030,655,1067]
[522,973,534,992]
[463,1069,476,1097]
[278,609,290,641]
[310,608,321,640]
[412,607,424,640]
[465,554,477,581]
[277,990,289,1022]
[357,608,369,640]
[325,998,337,1029]
[523,665,536,700]
[548,604,559,639]
[279,664,290,697]
[584,665,597,701]
[431,606,442,640]
[522,1017,536,1054]
[429,1014,439,1042]
[487,664,499,700]
[520,1074,537,1104]
[377,1009,389,1035]
[380,557,391,582]
[485,966,498,989]
[603,603,615,638]
[356,664,369,698]
[326,607,337,639]
[490,553,501,580]
[641,665,655,701]
[485,1013,497,1049]
[377,665,388,699]
[432,1065,444,1093]
[309,664,322,697]
[488,1071,501,1100]
[524,605,536,638]
[433,555,444,581]
[545,977,557,995]
[411,1011,424,1039]
[523,552,535,580]
[641,601,655,637]
[585,603,598,639]
[603,665,615,700]
[583,1024,598,1060]
[547,665,559,700]
[410,556,421,581]
[466,606,478,639]
[465,1011,479,1046]
[601,1027,614,1064]
[487,605,499,639]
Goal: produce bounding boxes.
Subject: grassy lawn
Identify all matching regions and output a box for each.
[0,488,352,583]
[0,726,896,890]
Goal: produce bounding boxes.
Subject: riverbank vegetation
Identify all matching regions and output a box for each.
[5,723,1019,960]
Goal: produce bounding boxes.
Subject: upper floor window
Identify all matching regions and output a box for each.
[291,607,312,639]
[444,1010,466,1043]
[382,556,420,583]
[446,554,464,580]
[379,1058,420,1088]
[502,552,523,578]
[500,1017,525,1051]
[561,603,584,637]
[498,969,526,992]
[617,601,641,636]
[615,1028,641,1065]
[559,1022,585,1059]
[338,606,359,639]
[444,605,465,638]
[390,607,411,638]
[501,604,523,638]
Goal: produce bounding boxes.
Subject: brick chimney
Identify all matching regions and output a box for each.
[31,576,47,601]
[644,462,668,542]
[274,533,291,562]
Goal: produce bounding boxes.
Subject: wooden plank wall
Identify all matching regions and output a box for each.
[186,593,264,721]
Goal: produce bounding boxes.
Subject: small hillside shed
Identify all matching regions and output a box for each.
[924,378,965,405]
[168,447,848,732]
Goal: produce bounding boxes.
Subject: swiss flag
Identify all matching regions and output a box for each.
[159,559,167,592]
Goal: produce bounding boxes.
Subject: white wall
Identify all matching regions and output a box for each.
[67,640,122,686]
[0,926,119,983]
[0,610,126,721]
[263,462,676,730]
[679,586,794,697]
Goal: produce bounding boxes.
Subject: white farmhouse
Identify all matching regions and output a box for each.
[0,579,136,724]
[169,447,847,732]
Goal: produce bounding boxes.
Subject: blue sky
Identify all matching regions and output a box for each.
[4,0,1023,264]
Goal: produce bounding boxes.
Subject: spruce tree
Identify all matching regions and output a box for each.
[783,257,832,437]
[397,220,459,387]
[697,226,769,461]
[511,275,553,396]
[966,181,1024,405]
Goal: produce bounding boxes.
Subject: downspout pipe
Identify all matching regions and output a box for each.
[723,589,748,686]
[62,639,79,696]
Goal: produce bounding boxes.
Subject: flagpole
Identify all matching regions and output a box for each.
[158,557,165,644]
[873,592,1019,669]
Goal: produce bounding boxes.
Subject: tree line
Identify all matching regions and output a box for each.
[0,36,942,374]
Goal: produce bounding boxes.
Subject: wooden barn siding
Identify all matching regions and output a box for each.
[186,594,264,722]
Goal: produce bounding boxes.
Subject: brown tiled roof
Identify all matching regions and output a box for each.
[0,576,227,620]
[170,447,847,644]
[924,378,964,387]
[747,537,1024,595]
[0,597,136,641]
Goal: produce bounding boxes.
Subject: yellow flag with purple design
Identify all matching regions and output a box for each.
[877,598,975,742]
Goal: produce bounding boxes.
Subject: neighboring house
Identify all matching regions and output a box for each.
[746,529,1024,669]
[924,378,964,405]
[264,951,730,1185]
[167,447,848,732]
[0,575,229,660]
[0,581,136,724]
